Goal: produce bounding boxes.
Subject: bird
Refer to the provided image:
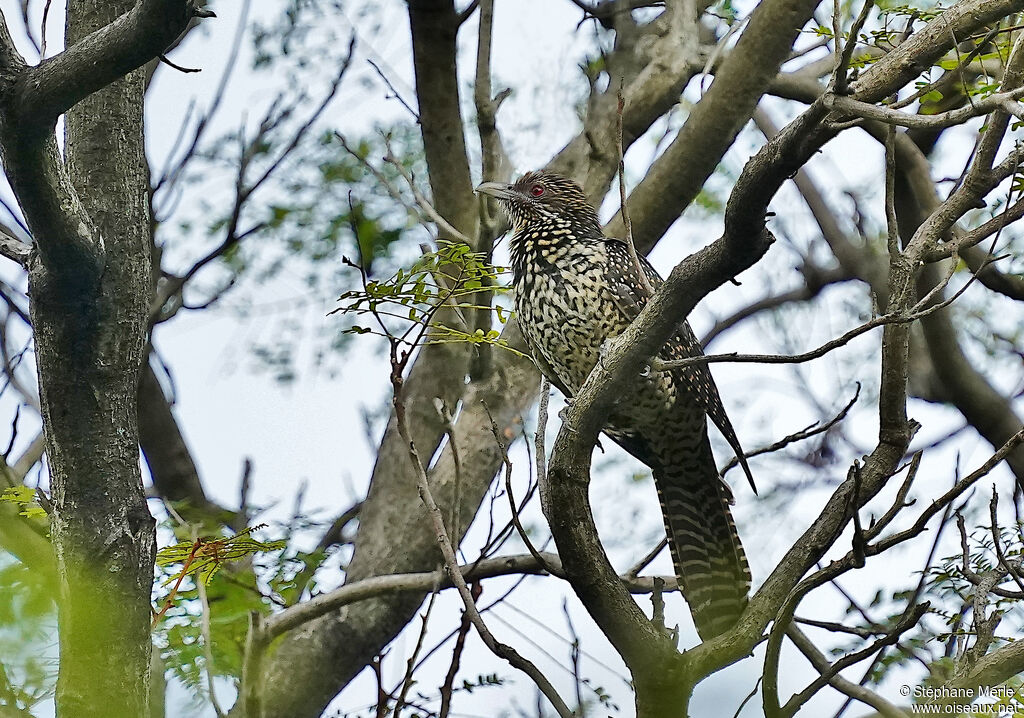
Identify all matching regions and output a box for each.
[476,170,754,640]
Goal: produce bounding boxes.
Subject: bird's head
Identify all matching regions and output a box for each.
[475,171,602,237]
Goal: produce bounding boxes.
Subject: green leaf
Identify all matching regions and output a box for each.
[1,485,36,504]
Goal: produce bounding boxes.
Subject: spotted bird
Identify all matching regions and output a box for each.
[477,170,754,640]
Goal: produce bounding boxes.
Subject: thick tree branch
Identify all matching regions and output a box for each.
[608,0,825,250]
[19,0,213,130]
[1,0,176,713]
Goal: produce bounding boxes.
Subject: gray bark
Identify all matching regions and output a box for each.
[0,1,204,715]
[40,2,155,714]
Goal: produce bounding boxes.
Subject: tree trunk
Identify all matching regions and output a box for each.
[31,1,155,715]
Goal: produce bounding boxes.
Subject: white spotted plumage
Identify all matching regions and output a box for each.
[483,170,754,639]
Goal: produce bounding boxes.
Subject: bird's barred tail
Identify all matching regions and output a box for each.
[653,469,750,640]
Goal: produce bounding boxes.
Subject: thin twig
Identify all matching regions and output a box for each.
[732,678,763,718]
[781,604,928,717]
[831,0,874,94]
[382,143,474,245]
[368,58,420,121]
[655,271,979,371]
[394,590,439,718]
[616,81,653,297]
[438,583,478,718]
[159,54,202,73]
[198,578,226,718]
[390,346,573,718]
[990,487,1024,594]
[624,539,668,579]
[720,384,860,474]
[788,627,909,718]
[486,404,558,575]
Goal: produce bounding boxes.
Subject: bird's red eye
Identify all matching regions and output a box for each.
[530,185,544,197]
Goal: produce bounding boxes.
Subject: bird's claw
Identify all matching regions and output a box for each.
[718,475,736,504]
[642,358,668,377]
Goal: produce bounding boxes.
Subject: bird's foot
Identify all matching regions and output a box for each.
[717,475,736,504]
[643,357,668,377]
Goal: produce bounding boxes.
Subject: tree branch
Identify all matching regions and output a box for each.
[825,88,1024,130]
[607,0,825,250]
[787,626,910,718]
[18,0,213,130]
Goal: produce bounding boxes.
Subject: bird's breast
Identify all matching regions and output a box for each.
[512,243,626,391]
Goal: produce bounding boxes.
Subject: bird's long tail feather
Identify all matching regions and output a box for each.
[653,468,750,640]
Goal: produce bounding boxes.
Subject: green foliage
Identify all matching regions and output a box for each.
[930,522,1024,609]
[252,0,350,76]
[0,486,46,520]
[581,677,620,712]
[156,525,287,591]
[875,2,945,22]
[333,240,523,355]
[163,117,427,383]
[149,498,362,706]
[153,524,288,701]
[709,0,737,23]
[331,673,509,718]
[0,556,56,713]
[155,568,267,696]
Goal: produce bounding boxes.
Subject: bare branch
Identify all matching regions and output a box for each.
[787,626,910,718]
[778,604,927,717]
[0,227,30,267]
[825,88,1024,130]
[719,384,860,475]
[392,363,572,718]
[829,0,874,95]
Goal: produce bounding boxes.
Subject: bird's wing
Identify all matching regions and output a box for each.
[519,321,574,399]
[603,238,757,494]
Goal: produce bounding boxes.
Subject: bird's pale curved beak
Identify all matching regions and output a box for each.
[474,181,515,200]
